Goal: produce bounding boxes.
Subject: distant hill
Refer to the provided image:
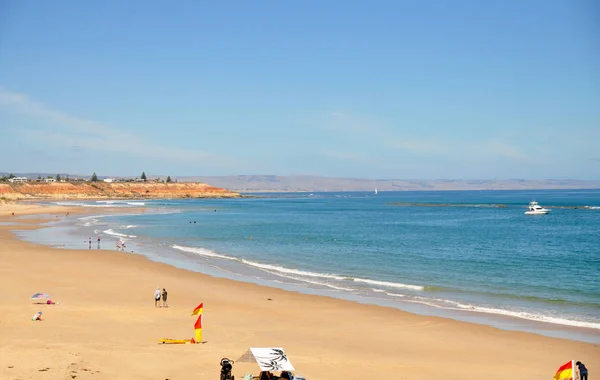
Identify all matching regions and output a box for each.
[174,175,600,192]
[2,173,599,192]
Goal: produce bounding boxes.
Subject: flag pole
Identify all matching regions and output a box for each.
[572,360,576,380]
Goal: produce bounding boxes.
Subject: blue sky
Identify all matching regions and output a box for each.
[0,0,598,179]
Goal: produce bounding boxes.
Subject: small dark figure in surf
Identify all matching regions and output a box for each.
[97,236,101,249]
[88,237,92,249]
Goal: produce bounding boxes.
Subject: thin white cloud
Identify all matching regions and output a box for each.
[0,87,237,168]
[325,110,536,160]
[320,149,375,164]
[326,111,447,154]
[483,141,529,161]
[388,139,444,154]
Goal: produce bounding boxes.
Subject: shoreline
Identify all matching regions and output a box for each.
[11,201,600,342]
[1,203,599,379]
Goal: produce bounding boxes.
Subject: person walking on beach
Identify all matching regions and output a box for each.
[154,287,161,307]
[116,239,121,250]
[161,288,168,307]
[88,237,91,249]
[576,361,588,380]
[97,236,101,249]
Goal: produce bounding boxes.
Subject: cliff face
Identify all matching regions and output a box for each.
[0,182,240,200]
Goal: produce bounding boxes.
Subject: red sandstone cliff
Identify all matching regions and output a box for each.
[0,182,240,200]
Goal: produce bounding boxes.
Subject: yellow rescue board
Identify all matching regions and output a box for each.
[159,338,192,344]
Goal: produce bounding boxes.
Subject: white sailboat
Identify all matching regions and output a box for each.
[374,188,378,195]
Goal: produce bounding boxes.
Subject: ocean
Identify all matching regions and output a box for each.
[17,190,600,343]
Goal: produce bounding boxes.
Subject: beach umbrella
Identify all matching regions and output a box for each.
[31,293,51,300]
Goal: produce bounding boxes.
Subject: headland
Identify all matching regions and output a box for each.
[0,182,240,201]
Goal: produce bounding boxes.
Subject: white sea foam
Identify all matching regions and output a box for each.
[353,278,424,291]
[78,209,177,224]
[176,244,422,292]
[95,200,145,206]
[78,215,101,220]
[78,214,114,226]
[257,268,354,291]
[84,204,130,208]
[172,245,354,283]
[385,292,406,298]
[103,229,136,238]
[55,201,86,206]
[172,244,234,260]
[586,206,600,210]
[406,297,600,330]
[241,260,346,281]
[121,225,137,229]
[57,200,146,208]
[274,274,354,291]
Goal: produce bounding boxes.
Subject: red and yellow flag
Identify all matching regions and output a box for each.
[191,303,203,316]
[554,361,574,380]
[193,313,203,343]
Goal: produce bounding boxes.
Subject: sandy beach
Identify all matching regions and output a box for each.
[0,203,598,380]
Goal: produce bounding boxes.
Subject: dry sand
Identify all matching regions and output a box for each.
[0,203,598,380]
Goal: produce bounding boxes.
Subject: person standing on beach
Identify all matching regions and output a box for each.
[116,239,121,250]
[97,236,101,249]
[576,361,588,380]
[154,288,162,307]
[161,288,168,307]
[88,237,91,249]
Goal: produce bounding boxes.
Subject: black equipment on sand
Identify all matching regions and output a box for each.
[220,358,235,380]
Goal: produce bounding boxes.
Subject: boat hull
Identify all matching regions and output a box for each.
[524,210,550,215]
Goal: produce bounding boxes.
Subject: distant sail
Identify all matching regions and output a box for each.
[374,188,378,195]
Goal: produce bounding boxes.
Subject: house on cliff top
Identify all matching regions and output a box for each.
[8,177,28,183]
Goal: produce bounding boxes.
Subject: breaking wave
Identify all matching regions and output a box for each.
[404,297,600,330]
[171,244,424,291]
[55,201,145,208]
[353,278,424,291]
[103,229,136,238]
[172,244,233,260]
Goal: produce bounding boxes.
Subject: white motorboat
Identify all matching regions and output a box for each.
[525,201,550,215]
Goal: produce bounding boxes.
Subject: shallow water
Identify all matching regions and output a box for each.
[18,190,600,343]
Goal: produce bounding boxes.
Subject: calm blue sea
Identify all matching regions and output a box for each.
[18,190,600,343]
